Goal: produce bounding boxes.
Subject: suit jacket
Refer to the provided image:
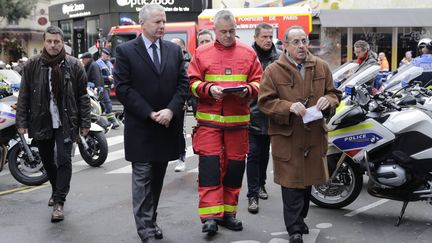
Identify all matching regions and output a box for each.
[113,35,188,162]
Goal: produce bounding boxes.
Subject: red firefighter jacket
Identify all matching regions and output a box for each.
[188,40,262,128]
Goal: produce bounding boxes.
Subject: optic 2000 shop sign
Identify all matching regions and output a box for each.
[49,0,110,21]
[62,3,91,18]
[114,0,197,12]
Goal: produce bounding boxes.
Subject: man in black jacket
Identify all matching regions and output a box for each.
[80,52,103,90]
[16,26,91,223]
[247,22,281,214]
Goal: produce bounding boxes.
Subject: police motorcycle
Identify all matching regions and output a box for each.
[332,62,359,90]
[0,82,48,186]
[310,65,432,226]
[73,87,109,167]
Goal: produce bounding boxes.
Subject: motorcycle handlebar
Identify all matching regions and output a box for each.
[386,101,401,111]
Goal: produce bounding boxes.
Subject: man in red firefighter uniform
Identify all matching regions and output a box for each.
[188,9,262,235]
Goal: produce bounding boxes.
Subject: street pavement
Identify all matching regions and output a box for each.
[0,115,432,243]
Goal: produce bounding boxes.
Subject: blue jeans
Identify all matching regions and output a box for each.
[246,133,270,198]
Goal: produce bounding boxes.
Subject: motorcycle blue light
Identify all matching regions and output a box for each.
[345,85,354,95]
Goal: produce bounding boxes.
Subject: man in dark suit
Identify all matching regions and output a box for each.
[113,4,188,243]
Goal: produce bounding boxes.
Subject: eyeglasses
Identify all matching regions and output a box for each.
[286,38,309,47]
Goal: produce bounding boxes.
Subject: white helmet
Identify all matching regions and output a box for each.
[418,38,432,48]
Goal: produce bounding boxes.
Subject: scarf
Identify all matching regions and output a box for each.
[40,47,66,104]
[357,50,368,64]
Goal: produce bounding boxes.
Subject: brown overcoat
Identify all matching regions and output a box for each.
[258,51,341,188]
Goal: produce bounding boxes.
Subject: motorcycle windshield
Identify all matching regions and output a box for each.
[332,62,359,90]
[341,64,381,90]
[382,65,424,91]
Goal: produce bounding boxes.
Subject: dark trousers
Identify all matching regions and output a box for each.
[101,86,112,114]
[36,129,73,204]
[132,161,168,240]
[281,186,312,235]
[246,133,270,198]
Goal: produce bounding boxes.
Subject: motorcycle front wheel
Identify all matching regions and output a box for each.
[8,144,48,186]
[310,155,363,209]
[78,131,108,167]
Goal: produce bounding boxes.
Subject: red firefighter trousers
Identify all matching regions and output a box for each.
[192,125,249,221]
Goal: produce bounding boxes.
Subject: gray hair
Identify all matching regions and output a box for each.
[255,22,273,37]
[43,26,64,40]
[139,4,165,21]
[214,10,236,26]
[198,29,214,40]
[354,40,370,51]
[283,25,307,43]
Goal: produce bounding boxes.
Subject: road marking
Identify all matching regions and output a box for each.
[316,222,332,229]
[18,184,49,193]
[107,145,195,174]
[187,167,198,173]
[0,185,33,196]
[344,199,389,217]
[270,229,319,243]
[73,135,124,156]
[73,149,125,167]
[107,165,131,174]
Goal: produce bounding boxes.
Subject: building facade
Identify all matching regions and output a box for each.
[0,0,50,63]
[212,0,432,70]
[49,0,210,56]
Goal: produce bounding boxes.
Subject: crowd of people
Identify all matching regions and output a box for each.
[13,3,432,243]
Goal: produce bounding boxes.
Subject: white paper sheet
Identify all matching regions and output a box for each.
[302,105,323,124]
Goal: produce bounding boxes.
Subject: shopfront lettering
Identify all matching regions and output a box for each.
[62,3,86,15]
[400,30,432,42]
[116,0,175,8]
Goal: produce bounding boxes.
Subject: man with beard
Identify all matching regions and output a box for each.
[16,25,91,223]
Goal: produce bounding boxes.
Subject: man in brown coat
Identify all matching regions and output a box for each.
[258,26,341,243]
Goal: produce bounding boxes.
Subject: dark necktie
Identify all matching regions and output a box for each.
[297,64,302,72]
[150,43,160,72]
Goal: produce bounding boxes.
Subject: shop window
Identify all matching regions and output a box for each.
[341,27,393,69]
[86,18,99,51]
[398,27,432,66]
[60,20,73,52]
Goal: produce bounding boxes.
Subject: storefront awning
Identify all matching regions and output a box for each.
[320,9,432,27]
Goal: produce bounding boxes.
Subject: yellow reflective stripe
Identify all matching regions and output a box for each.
[191,81,202,97]
[205,74,248,82]
[250,81,260,88]
[196,112,250,123]
[335,100,348,114]
[198,205,224,215]
[224,204,237,212]
[328,123,375,136]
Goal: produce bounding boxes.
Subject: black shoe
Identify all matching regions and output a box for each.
[154,222,163,239]
[48,197,54,207]
[301,224,309,234]
[289,233,303,243]
[202,219,218,235]
[248,197,259,214]
[258,186,268,200]
[218,214,243,231]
